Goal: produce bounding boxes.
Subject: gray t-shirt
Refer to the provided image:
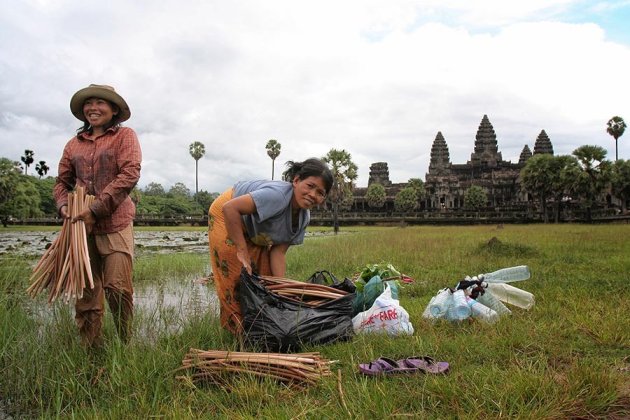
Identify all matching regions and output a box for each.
[232,180,309,246]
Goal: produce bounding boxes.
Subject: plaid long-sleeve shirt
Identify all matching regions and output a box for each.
[54,126,142,234]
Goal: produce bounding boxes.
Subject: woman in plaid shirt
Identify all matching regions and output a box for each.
[54,84,142,348]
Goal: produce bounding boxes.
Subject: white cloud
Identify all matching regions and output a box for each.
[1,0,629,192]
[433,0,576,26]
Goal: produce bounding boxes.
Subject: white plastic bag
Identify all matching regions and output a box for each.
[352,285,414,335]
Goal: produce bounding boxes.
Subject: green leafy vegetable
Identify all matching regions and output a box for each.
[358,262,401,282]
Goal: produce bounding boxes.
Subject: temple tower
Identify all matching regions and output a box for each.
[368,162,392,186]
[428,131,451,175]
[533,130,554,155]
[519,144,532,164]
[469,114,502,167]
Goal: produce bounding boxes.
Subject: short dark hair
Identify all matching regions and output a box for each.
[283,158,334,194]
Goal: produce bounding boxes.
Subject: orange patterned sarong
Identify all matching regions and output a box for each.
[208,188,272,334]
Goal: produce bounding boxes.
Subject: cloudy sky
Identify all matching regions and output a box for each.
[1,0,630,193]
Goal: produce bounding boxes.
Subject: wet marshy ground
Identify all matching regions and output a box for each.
[0,228,338,256]
[27,275,219,342]
[0,229,209,256]
[1,228,338,339]
[2,229,218,341]
[133,275,219,340]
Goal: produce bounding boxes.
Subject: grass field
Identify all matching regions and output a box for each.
[1,224,629,418]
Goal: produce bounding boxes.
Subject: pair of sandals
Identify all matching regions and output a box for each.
[359,356,449,376]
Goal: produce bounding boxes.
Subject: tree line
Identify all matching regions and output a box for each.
[0,142,362,230]
[0,160,220,226]
[1,116,626,226]
[521,145,630,223]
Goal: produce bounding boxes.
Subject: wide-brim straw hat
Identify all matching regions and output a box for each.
[70,84,131,123]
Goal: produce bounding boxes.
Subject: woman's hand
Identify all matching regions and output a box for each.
[59,205,70,219]
[236,247,252,274]
[72,208,96,234]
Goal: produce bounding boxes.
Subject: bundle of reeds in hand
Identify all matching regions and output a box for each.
[26,186,94,303]
[177,349,333,387]
[257,275,348,307]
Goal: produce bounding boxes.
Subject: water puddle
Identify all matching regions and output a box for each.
[27,276,219,342]
[134,231,209,255]
[134,276,219,340]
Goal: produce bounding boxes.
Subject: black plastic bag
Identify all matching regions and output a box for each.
[307,270,337,285]
[307,270,357,294]
[239,271,355,352]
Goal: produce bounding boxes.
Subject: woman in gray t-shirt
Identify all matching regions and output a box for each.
[208,158,333,334]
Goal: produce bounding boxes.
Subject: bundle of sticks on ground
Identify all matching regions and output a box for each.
[26,187,94,303]
[177,349,333,387]
[257,275,348,307]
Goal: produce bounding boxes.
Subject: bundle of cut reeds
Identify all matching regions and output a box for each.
[257,275,348,307]
[26,186,94,303]
[177,349,333,387]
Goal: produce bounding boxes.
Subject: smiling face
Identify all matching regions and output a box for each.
[292,175,327,209]
[82,97,118,132]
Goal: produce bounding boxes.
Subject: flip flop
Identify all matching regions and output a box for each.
[398,356,449,374]
[358,357,418,376]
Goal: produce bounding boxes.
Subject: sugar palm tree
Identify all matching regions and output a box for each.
[569,145,611,222]
[189,141,206,195]
[611,159,630,214]
[607,116,626,161]
[20,150,34,175]
[365,183,386,209]
[323,149,358,234]
[35,161,49,179]
[265,139,281,180]
[549,155,579,223]
[520,154,555,223]
[408,177,425,208]
[464,185,487,218]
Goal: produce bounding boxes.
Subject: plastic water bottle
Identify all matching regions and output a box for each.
[486,283,535,309]
[447,289,471,320]
[429,288,451,317]
[466,297,499,323]
[482,265,531,283]
[476,290,512,316]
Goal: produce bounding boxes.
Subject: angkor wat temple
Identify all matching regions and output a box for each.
[352,114,555,211]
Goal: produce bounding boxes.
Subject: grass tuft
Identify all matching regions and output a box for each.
[473,235,539,258]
